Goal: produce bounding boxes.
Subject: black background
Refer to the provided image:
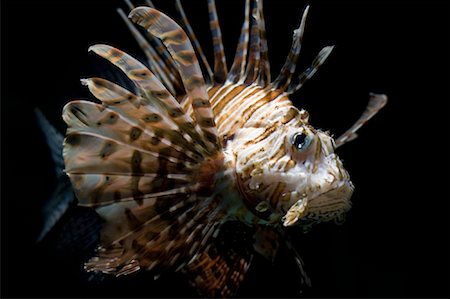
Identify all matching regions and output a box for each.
[1,0,448,297]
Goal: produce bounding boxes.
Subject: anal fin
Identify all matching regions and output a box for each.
[253,225,280,263]
[182,221,254,298]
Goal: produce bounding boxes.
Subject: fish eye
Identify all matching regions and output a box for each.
[291,132,311,150]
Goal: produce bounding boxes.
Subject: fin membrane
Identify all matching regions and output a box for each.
[182,221,254,297]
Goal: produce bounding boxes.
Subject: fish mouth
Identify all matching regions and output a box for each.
[282,179,354,227]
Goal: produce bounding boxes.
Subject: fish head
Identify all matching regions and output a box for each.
[232,105,353,227]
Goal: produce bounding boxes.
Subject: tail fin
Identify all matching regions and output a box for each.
[34,109,75,242]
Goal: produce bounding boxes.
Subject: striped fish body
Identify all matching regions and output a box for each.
[62,1,387,297]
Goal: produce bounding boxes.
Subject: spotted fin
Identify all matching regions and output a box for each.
[117,8,181,96]
[175,0,214,85]
[182,221,254,298]
[63,11,226,274]
[129,6,221,153]
[63,100,223,275]
[119,1,185,97]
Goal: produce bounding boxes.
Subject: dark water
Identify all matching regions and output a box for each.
[1,0,448,297]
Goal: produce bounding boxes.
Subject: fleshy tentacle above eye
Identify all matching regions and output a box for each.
[286,45,334,95]
[129,6,221,153]
[271,5,310,91]
[267,5,334,95]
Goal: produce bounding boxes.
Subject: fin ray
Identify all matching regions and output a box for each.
[335,93,388,147]
[129,7,221,153]
[207,0,228,83]
[81,77,209,158]
[256,0,271,86]
[227,0,250,83]
[272,6,309,90]
[243,0,261,85]
[117,8,179,96]
[175,0,214,85]
[287,45,334,94]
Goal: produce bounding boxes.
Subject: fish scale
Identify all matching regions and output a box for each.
[61,0,387,297]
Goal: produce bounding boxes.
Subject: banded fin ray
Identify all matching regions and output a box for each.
[59,1,389,296]
[63,131,196,178]
[207,0,228,83]
[129,7,221,153]
[335,93,388,147]
[272,5,309,91]
[227,0,250,83]
[69,172,197,207]
[85,190,228,275]
[80,77,209,157]
[85,194,199,273]
[121,0,185,97]
[117,8,180,96]
[87,45,211,154]
[63,99,225,277]
[63,100,200,164]
[286,45,334,94]
[243,0,261,85]
[175,0,214,85]
[256,0,271,86]
[63,5,230,279]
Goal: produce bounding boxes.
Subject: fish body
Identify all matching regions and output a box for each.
[61,1,387,297]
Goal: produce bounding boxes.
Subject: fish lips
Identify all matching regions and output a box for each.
[282,179,354,227]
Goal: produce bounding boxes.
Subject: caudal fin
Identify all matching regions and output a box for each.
[35,109,76,242]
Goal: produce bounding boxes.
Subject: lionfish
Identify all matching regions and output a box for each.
[59,0,387,297]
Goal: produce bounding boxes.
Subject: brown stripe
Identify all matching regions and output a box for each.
[269,182,286,209]
[216,86,261,125]
[206,86,221,103]
[269,145,287,168]
[211,85,245,112]
[239,90,282,125]
[244,125,277,146]
[209,85,232,106]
